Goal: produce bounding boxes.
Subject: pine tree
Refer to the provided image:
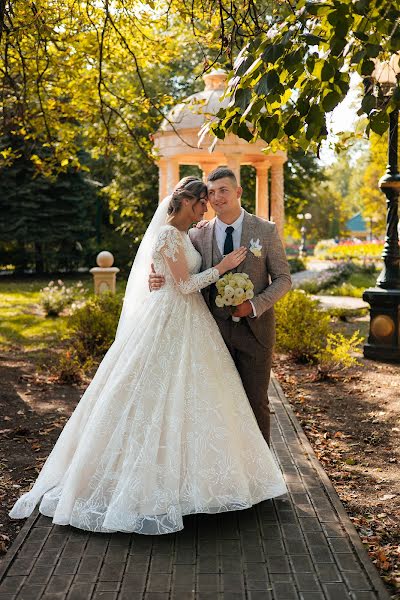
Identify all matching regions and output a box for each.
[0,133,97,273]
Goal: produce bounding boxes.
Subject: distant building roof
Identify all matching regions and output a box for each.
[346,212,367,233]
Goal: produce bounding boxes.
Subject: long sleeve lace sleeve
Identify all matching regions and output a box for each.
[155,226,220,295]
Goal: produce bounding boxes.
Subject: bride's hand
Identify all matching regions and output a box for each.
[149,263,165,291]
[195,220,208,229]
[216,247,247,275]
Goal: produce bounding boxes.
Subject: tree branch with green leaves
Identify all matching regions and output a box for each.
[205,0,400,151]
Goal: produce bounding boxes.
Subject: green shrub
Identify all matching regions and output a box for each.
[67,292,123,369]
[56,350,83,384]
[299,280,322,294]
[40,280,87,316]
[322,267,378,297]
[326,306,368,320]
[288,257,306,274]
[316,332,362,379]
[275,290,330,362]
[295,262,356,294]
[296,262,379,297]
[348,271,377,288]
[324,283,364,298]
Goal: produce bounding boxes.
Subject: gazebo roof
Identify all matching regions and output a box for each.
[153,68,286,167]
[159,70,229,133]
[152,70,287,238]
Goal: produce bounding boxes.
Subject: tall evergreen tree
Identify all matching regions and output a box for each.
[0,133,97,272]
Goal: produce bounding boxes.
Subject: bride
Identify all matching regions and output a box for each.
[9,177,287,535]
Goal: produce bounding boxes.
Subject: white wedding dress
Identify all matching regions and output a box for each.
[9,224,287,534]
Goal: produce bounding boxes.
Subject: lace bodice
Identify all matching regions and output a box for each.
[152,225,219,294]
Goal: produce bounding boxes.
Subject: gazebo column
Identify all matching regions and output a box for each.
[270,160,285,241]
[158,158,168,203]
[255,163,270,220]
[166,158,180,195]
[227,153,241,185]
[199,160,220,220]
[199,160,220,181]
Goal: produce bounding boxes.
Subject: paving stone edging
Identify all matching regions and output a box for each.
[0,376,393,600]
[270,376,391,600]
[0,512,39,580]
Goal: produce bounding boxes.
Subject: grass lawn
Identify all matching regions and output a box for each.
[0,275,128,363]
[0,278,69,364]
[347,271,378,288]
[1,273,369,359]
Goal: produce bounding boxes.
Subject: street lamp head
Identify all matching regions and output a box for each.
[304,213,312,220]
[296,213,304,219]
[371,53,400,94]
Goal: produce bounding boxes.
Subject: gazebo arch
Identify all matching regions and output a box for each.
[152,70,287,239]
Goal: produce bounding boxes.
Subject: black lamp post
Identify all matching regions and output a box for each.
[363,54,400,362]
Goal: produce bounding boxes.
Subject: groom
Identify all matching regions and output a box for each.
[150,168,291,446]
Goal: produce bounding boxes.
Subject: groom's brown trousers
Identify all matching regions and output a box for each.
[216,317,273,447]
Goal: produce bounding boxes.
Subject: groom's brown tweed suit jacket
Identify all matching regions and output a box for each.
[188,210,292,348]
[188,210,292,445]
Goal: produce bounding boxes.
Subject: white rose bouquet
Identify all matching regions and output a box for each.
[215,272,254,322]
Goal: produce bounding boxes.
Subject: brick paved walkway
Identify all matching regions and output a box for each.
[0,377,390,600]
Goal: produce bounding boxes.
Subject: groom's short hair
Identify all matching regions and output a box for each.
[207,167,237,186]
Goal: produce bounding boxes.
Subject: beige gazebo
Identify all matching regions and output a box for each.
[152,69,287,239]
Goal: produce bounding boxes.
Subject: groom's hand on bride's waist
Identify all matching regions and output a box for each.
[149,263,165,291]
[232,300,254,318]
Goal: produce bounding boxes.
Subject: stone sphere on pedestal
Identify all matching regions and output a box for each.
[96,251,114,268]
[90,251,120,295]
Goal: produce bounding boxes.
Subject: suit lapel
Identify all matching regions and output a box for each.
[236,211,254,273]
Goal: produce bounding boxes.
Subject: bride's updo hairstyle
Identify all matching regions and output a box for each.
[167,189,197,215]
[168,177,208,215]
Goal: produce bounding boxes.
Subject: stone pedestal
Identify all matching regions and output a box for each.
[90,251,120,294]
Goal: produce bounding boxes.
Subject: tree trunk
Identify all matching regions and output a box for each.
[13,241,27,274]
[0,0,8,44]
[34,241,45,274]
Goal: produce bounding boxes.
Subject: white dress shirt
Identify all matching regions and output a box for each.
[215,209,257,317]
[215,209,245,255]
